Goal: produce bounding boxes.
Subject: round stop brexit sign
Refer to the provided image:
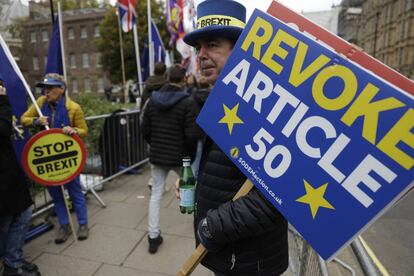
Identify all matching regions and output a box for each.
[22,129,87,186]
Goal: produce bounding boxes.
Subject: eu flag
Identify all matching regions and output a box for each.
[0,34,30,160]
[141,20,166,81]
[45,16,64,74]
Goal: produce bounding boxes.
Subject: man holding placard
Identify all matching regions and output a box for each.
[188,0,414,267]
[179,1,289,275]
[21,73,89,244]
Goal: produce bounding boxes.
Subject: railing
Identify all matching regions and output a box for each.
[30,109,148,216]
[288,225,384,276]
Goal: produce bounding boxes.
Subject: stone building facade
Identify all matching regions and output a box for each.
[22,3,109,96]
[337,0,363,44]
[348,0,414,79]
[0,0,29,61]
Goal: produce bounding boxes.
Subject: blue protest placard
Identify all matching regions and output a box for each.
[196,9,414,260]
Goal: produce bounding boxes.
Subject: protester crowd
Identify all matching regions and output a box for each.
[0,1,290,275]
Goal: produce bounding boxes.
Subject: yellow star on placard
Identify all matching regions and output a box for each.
[296,179,335,219]
[218,103,244,135]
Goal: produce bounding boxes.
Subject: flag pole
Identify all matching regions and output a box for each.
[57,1,68,96]
[147,0,154,76]
[116,6,128,103]
[49,0,55,24]
[133,25,143,97]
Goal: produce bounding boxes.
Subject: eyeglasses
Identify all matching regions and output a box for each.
[43,85,60,91]
[42,86,62,95]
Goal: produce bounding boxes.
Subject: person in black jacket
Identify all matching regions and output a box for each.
[180,1,289,275]
[140,61,168,110]
[142,64,198,254]
[0,75,40,276]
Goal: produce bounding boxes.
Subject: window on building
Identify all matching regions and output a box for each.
[406,0,412,11]
[385,5,391,23]
[398,47,404,66]
[81,26,88,38]
[383,31,389,47]
[94,25,100,37]
[400,19,407,40]
[72,79,78,93]
[82,53,89,68]
[97,78,104,93]
[95,52,102,68]
[42,30,48,42]
[84,78,91,92]
[70,53,76,68]
[30,31,36,43]
[68,27,75,40]
[403,20,409,39]
[33,57,39,71]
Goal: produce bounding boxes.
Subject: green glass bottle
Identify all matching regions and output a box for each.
[179,157,196,214]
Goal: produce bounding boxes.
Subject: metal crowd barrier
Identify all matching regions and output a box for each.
[288,226,328,276]
[288,225,383,276]
[30,109,148,216]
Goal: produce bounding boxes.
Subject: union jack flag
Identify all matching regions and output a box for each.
[118,0,137,32]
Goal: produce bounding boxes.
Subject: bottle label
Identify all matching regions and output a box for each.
[180,187,195,207]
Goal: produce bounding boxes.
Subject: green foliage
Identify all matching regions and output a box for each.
[6,17,27,39]
[96,0,168,83]
[73,93,128,117]
[6,17,28,58]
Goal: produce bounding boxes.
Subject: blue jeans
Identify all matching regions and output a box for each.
[148,164,180,238]
[47,177,87,226]
[0,208,32,268]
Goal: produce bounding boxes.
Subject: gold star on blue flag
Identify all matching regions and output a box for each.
[219,103,244,135]
[296,179,335,219]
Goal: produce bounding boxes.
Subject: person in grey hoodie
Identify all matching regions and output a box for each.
[142,64,198,254]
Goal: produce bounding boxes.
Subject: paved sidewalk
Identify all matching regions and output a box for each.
[25,166,216,276]
[24,165,360,276]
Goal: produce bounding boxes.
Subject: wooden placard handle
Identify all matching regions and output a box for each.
[177,180,254,276]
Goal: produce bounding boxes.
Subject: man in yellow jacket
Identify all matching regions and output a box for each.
[21,73,89,244]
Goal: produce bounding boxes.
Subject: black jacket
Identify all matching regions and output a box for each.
[0,95,33,216]
[196,139,288,275]
[142,84,198,166]
[141,74,168,108]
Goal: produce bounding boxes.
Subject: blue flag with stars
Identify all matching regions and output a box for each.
[0,34,30,161]
[141,20,166,81]
[45,16,64,75]
[196,9,414,260]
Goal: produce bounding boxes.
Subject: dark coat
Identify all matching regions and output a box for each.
[192,87,210,140]
[0,95,33,216]
[142,84,198,167]
[196,139,289,275]
[141,74,168,108]
[192,87,210,111]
